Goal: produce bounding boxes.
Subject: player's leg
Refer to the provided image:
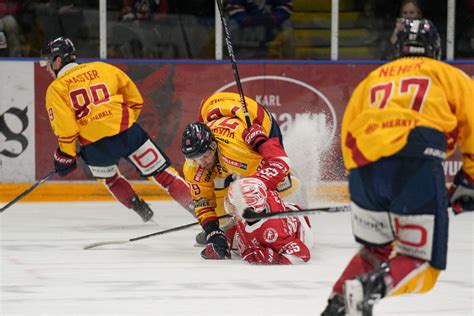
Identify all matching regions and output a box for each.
[322,244,393,315]
[322,158,396,316]
[81,133,154,222]
[342,157,448,315]
[148,166,193,211]
[125,124,193,212]
[99,172,154,222]
[383,157,447,296]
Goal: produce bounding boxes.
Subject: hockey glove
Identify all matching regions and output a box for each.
[200,222,231,260]
[448,169,474,215]
[243,123,268,151]
[53,148,77,176]
[242,245,276,264]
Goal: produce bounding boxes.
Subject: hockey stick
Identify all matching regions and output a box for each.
[242,205,351,221]
[216,0,251,128]
[83,214,232,250]
[0,170,56,213]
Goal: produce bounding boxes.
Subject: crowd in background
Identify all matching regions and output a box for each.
[0,0,473,59]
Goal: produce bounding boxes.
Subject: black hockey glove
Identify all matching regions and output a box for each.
[448,169,474,215]
[53,148,77,177]
[200,221,231,260]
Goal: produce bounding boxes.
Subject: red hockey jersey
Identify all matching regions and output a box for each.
[228,190,313,264]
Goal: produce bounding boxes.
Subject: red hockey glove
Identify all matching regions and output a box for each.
[448,169,474,215]
[252,158,289,191]
[242,246,276,264]
[243,123,268,151]
[53,148,77,177]
[200,222,231,260]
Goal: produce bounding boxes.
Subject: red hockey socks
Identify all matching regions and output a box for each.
[331,245,392,295]
[150,167,193,210]
[103,173,137,208]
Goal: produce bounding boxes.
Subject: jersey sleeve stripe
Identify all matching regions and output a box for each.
[346,132,372,167]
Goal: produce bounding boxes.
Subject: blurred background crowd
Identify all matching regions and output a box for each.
[0,0,473,60]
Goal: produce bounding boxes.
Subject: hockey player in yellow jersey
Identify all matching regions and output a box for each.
[181,92,304,259]
[322,19,474,316]
[40,37,193,222]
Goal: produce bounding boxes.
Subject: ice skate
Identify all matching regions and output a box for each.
[321,294,345,316]
[130,196,154,223]
[343,263,390,316]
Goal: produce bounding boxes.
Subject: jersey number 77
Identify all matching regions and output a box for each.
[370,76,431,112]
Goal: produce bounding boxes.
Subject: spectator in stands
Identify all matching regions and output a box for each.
[115,0,169,58]
[389,0,423,45]
[121,0,168,21]
[456,0,474,58]
[225,0,295,58]
[20,0,88,57]
[0,0,23,56]
[456,22,474,58]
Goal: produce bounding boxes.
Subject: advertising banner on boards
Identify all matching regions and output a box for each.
[0,62,35,182]
[31,62,473,182]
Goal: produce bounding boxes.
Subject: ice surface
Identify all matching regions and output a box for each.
[1,201,473,315]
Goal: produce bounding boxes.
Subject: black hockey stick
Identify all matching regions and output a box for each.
[216,0,251,128]
[242,205,351,221]
[1,170,57,213]
[83,214,232,250]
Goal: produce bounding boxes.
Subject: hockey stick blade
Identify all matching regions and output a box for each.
[83,240,129,250]
[83,214,232,250]
[242,205,351,221]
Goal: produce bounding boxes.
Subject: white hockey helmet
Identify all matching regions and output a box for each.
[227,177,268,218]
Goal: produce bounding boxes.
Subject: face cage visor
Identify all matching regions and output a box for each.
[39,48,56,67]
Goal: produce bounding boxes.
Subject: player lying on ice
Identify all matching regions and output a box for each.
[224,177,313,264]
[181,92,307,259]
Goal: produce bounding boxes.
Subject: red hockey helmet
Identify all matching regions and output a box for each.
[228,178,268,217]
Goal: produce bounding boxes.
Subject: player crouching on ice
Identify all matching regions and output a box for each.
[224,177,313,265]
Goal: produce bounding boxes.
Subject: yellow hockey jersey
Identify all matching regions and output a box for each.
[45,62,144,157]
[183,116,265,226]
[341,57,474,179]
[198,92,274,136]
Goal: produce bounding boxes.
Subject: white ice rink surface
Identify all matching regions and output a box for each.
[1,201,473,316]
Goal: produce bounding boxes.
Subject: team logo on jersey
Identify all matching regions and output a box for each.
[221,154,248,170]
[263,227,278,243]
[194,166,205,181]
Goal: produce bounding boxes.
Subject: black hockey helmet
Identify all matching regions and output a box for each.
[40,37,76,67]
[181,122,214,159]
[395,18,441,59]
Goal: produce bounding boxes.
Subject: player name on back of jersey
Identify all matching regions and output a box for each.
[378,60,424,77]
[64,69,100,84]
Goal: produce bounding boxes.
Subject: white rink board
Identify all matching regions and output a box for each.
[0,200,473,315]
[0,61,35,182]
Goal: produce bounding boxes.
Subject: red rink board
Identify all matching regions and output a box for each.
[34,62,474,182]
